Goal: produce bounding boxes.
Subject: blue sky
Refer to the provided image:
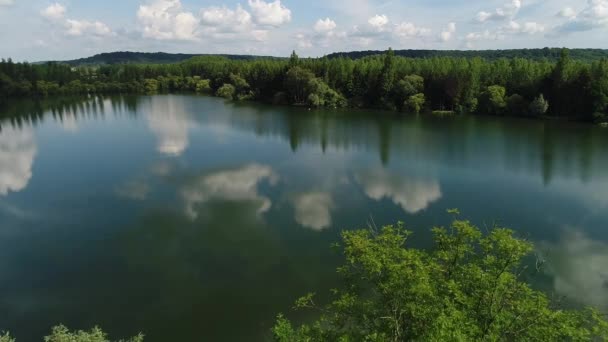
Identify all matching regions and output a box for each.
[1,0,607,61]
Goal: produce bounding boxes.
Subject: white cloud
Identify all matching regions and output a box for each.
[247,0,291,27]
[0,0,13,6]
[553,0,608,34]
[505,20,545,34]
[368,14,390,31]
[540,230,608,310]
[137,0,199,41]
[394,22,431,39]
[41,3,66,21]
[66,19,112,36]
[293,192,334,230]
[557,7,577,19]
[355,169,441,214]
[0,125,37,196]
[476,0,522,22]
[40,3,113,38]
[440,22,456,42]
[314,18,337,33]
[181,164,278,220]
[199,4,270,41]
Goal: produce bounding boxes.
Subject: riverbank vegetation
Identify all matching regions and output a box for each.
[0,326,143,342]
[2,48,608,122]
[273,214,608,341]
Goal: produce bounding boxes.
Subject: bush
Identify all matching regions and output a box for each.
[0,325,143,342]
[195,79,211,93]
[507,94,528,116]
[405,93,425,114]
[273,215,608,341]
[480,85,507,115]
[529,94,549,116]
[216,83,236,100]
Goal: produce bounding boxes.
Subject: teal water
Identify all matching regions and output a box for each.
[1,94,607,341]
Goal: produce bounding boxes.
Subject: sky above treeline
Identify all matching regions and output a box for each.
[1,0,607,61]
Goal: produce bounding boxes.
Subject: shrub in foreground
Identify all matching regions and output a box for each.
[273,214,608,341]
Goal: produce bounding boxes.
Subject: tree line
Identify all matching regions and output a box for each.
[1,48,608,122]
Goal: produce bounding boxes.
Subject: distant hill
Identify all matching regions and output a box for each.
[43,48,608,66]
[325,48,608,62]
[52,51,279,66]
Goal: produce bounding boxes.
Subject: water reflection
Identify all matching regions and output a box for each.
[0,124,37,196]
[181,164,278,220]
[293,192,334,230]
[141,96,194,157]
[355,168,441,214]
[540,230,608,310]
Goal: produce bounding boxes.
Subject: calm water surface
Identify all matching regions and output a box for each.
[1,94,607,341]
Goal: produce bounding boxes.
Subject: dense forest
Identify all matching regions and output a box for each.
[326,47,608,62]
[2,48,608,122]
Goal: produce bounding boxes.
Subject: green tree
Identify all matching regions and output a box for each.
[216,83,236,100]
[273,217,608,341]
[481,85,507,115]
[195,79,211,93]
[529,94,549,117]
[506,94,528,116]
[405,93,425,114]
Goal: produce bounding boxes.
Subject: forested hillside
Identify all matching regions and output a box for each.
[47,52,275,66]
[326,48,608,62]
[2,49,608,122]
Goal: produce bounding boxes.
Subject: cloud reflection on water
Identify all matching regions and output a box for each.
[181,164,278,220]
[293,192,334,230]
[143,96,194,157]
[540,230,608,310]
[0,125,37,196]
[355,168,441,214]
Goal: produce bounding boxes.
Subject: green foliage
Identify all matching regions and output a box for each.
[529,94,549,117]
[0,332,15,342]
[194,79,211,93]
[143,79,159,93]
[216,83,236,100]
[274,218,608,341]
[1,48,608,120]
[44,326,143,342]
[0,326,142,342]
[404,93,425,114]
[507,94,528,116]
[481,85,507,115]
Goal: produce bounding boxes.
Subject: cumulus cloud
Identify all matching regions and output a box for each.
[505,20,545,34]
[293,192,334,230]
[314,18,337,33]
[394,22,431,39]
[199,4,269,41]
[476,0,522,22]
[553,0,608,34]
[66,19,112,36]
[41,3,66,21]
[0,125,37,196]
[368,14,389,30]
[137,0,199,40]
[440,22,457,42]
[557,7,577,19]
[181,164,278,220]
[247,0,291,27]
[355,169,441,214]
[540,230,608,310]
[40,3,113,37]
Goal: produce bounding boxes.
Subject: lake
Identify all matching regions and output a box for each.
[1,94,607,341]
